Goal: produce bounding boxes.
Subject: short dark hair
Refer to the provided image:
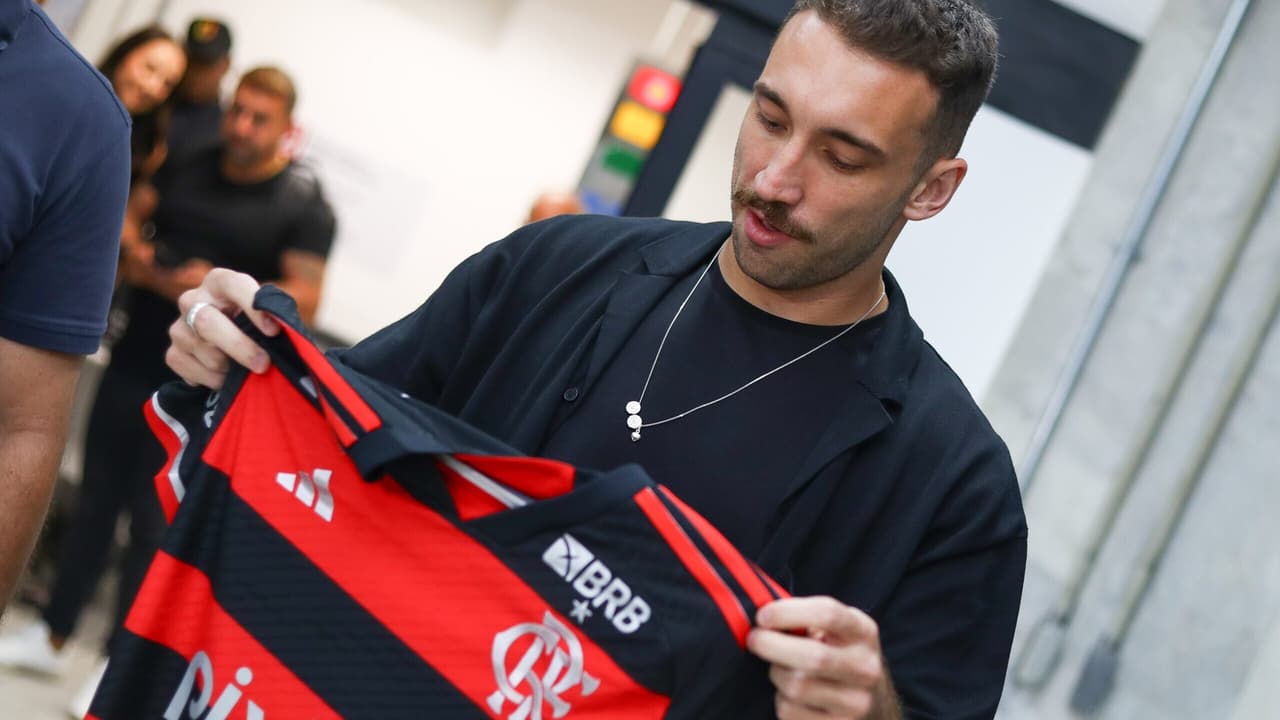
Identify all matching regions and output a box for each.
[238,66,298,115]
[783,0,998,164]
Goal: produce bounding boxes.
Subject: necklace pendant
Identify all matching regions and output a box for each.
[631,429,641,442]
[625,400,642,415]
[626,414,643,430]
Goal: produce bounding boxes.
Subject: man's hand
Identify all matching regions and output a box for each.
[748,596,900,719]
[166,268,278,390]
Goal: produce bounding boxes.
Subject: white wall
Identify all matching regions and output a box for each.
[127,0,680,342]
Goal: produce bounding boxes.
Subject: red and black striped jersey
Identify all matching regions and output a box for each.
[89,287,786,720]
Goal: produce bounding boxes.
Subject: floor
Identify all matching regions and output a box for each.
[0,584,112,719]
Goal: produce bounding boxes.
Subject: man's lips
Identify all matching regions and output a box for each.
[744,207,799,248]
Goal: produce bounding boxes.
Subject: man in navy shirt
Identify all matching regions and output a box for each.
[167,1,1026,718]
[0,0,131,614]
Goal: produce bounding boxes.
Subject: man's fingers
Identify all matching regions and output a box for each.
[185,304,270,374]
[757,596,879,647]
[770,665,875,718]
[774,694,831,720]
[165,344,227,391]
[204,268,278,336]
[749,628,881,684]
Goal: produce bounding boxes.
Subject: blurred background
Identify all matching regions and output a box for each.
[3,1,1279,718]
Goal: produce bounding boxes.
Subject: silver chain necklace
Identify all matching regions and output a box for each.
[625,252,886,442]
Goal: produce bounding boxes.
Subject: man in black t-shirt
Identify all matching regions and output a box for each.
[28,66,335,694]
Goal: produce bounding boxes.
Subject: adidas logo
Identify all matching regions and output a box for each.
[543,534,651,634]
[276,468,334,521]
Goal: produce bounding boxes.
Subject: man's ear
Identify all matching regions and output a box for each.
[903,157,967,222]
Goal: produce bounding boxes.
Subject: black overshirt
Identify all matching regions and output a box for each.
[338,215,1027,719]
[540,260,884,560]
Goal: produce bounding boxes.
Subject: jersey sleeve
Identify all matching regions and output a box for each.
[0,122,130,354]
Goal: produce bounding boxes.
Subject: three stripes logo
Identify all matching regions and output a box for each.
[275,468,335,522]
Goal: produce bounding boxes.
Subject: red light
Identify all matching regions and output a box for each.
[627,66,681,114]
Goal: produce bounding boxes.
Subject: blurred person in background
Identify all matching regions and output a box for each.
[95,25,185,294]
[525,189,585,224]
[96,24,185,118]
[167,17,232,159]
[0,0,130,623]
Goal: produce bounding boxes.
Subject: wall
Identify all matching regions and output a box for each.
[985,0,1280,717]
[79,0,685,342]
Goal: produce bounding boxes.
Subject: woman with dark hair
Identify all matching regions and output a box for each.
[98,24,186,117]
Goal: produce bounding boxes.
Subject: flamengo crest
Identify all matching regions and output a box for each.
[488,611,600,720]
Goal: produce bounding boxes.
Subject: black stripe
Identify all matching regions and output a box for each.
[92,633,196,719]
[978,0,1139,148]
[160,473,486,719]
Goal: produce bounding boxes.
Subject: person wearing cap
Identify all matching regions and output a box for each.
[167,17,232,158]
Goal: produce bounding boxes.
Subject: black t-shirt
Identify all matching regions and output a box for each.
[165,98,222,161]
[110,145,336,381]
[538,260,885,559]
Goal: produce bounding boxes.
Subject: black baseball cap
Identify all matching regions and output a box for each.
[185,18,231,64]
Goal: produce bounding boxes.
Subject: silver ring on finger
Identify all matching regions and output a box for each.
[184,301,213,338]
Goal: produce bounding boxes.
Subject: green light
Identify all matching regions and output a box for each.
[603,146,645,179]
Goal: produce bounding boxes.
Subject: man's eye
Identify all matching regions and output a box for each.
[756,112,783,132]
[827,153,860,172]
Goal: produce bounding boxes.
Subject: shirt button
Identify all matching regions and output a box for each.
[562,387,580,402]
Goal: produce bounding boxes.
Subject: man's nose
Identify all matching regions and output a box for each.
[753,142,804,206]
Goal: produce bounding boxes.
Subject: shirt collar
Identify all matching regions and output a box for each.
[637,221,922,407]
[0,0,31,44]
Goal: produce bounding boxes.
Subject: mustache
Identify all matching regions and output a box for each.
[732,188,811,241]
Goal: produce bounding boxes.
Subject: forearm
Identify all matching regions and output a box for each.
[0,426,68,613]
[272,278,321,326]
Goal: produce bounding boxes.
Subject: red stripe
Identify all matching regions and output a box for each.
[632,488,752,645]
[124,552,340,718]
[657,486,788,608]
[202,372,669,718]
[142,395,182,523]
[453,453,576,501]
[277,321,381,433]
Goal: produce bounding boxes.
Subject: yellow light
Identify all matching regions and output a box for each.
[609,101,666,151]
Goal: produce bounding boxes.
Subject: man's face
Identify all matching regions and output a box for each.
[730,11,940,292]
[221,85,291,167]
[180,57,231,103]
